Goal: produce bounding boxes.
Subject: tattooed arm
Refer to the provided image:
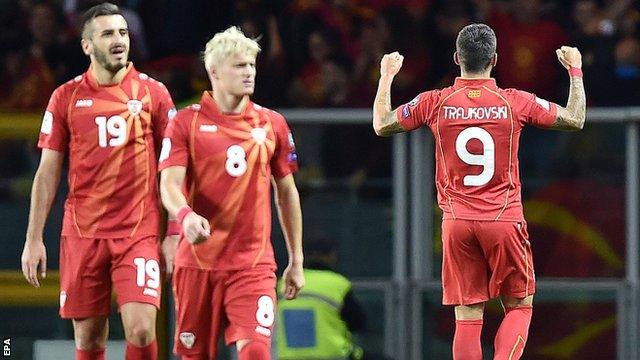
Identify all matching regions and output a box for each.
[373,52,407,137]
[552,46,586,131]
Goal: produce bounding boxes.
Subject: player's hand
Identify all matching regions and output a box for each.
[556,46,582,69]
[282,262,305,300]
[161,235,180,277]
[182,212,211,244]
[380,51,404,78]
[21,239,47,288]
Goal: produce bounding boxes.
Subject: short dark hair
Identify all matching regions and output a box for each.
[80,2,123,39]
[456,23,497,73]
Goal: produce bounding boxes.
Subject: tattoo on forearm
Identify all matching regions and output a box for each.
[553,76,586,130]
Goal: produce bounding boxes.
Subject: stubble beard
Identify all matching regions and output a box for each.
[94,46,126,73]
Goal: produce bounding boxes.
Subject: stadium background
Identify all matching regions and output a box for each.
[0,0,639,359]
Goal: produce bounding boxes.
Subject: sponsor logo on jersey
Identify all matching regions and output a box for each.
[191,104,201,111]
[74,75,83,82]
[139,73,149,80]
[179,332,195,349]
[408,95,420,107]
[199,124,218,133]
[251,127,267,145]
[127,100,143,116]
[467,90,481,98]
[168,107,177,121]
[41,111,53,134]
[402,104,410,118]
[74,99,93,108]
[535,96,550,111]
[59,291,67,308]
[443,106,508,120]
[255,325,272,337]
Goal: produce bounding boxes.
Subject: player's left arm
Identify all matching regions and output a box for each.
[373,52,406,137]
[551,46,586,131]
[272,174,304,299]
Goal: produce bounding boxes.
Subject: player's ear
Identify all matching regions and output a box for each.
[453,51,460,66]
[491,53,497,67]
[80,38,92,56]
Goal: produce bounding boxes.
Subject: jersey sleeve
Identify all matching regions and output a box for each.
[396,90,440,131]
[158,109,191,171]
[511,90,558,128]
[38,85,71,152]
[270,112,299,179]
[152,82,177,154]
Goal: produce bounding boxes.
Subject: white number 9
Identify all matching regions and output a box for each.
[455,127,495,186]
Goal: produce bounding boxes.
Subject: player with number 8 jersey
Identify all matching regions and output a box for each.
[159,26,304,360]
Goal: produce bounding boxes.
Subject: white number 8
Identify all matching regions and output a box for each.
[225,145,247,177]
[256,295,275,327]
[455,127,495,186]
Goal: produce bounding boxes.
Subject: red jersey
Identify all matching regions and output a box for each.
[158,92,298,270]
[38,63,176,238]
[398,78,557,221]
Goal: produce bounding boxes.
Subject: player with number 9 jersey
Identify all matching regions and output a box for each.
[37,63,175,318]
[373,24,585,360]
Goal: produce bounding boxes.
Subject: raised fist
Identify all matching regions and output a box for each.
[380,51,404,77]
[556,46,582,69]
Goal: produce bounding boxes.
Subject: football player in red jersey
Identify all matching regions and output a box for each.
[20,3,177,360]
[373,24,585,360]
[159,26,304,360]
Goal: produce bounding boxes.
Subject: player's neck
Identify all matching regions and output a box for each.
[212,91,248,114]
[460,71,492,79]
[91,63,128,85]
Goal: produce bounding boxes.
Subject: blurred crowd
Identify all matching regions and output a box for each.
[1,0,639,112]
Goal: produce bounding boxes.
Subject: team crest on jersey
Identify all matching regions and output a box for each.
[59,291,67,308]
[179,332,195,349]
[127,100,143,116]
[251,127,267,145]
[467,90,481,98]
[41,111,53,134]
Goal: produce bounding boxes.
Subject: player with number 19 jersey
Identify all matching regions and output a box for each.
[39,63,175,238]
[38,63,175,317]
[399,78,557,221]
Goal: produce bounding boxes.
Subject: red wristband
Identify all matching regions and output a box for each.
[176,205,193,224]
[568,67,583,78]
[166,219,181,236]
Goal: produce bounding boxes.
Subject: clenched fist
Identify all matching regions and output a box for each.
[556,46,582,70]
[380,51,404,78]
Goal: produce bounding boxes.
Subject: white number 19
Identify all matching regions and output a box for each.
[455,127,495,186]
[95,115,127,148]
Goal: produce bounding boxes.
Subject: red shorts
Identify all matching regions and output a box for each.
[172,266,276,358]
[441,219,535,306]
[59,235,161,318]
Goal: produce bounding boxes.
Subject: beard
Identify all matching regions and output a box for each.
[93,45,127,73]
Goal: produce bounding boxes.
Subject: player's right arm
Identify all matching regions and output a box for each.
[373,51,406,137]
[159,166,210,245]
[21,149,64,287]
[551,46,586,131]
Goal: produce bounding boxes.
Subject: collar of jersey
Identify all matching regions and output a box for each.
[200,91,255,121]
[454,77,497,89]
[86,62,135,90]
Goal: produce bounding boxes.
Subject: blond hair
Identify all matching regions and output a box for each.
[203,26,261,71]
